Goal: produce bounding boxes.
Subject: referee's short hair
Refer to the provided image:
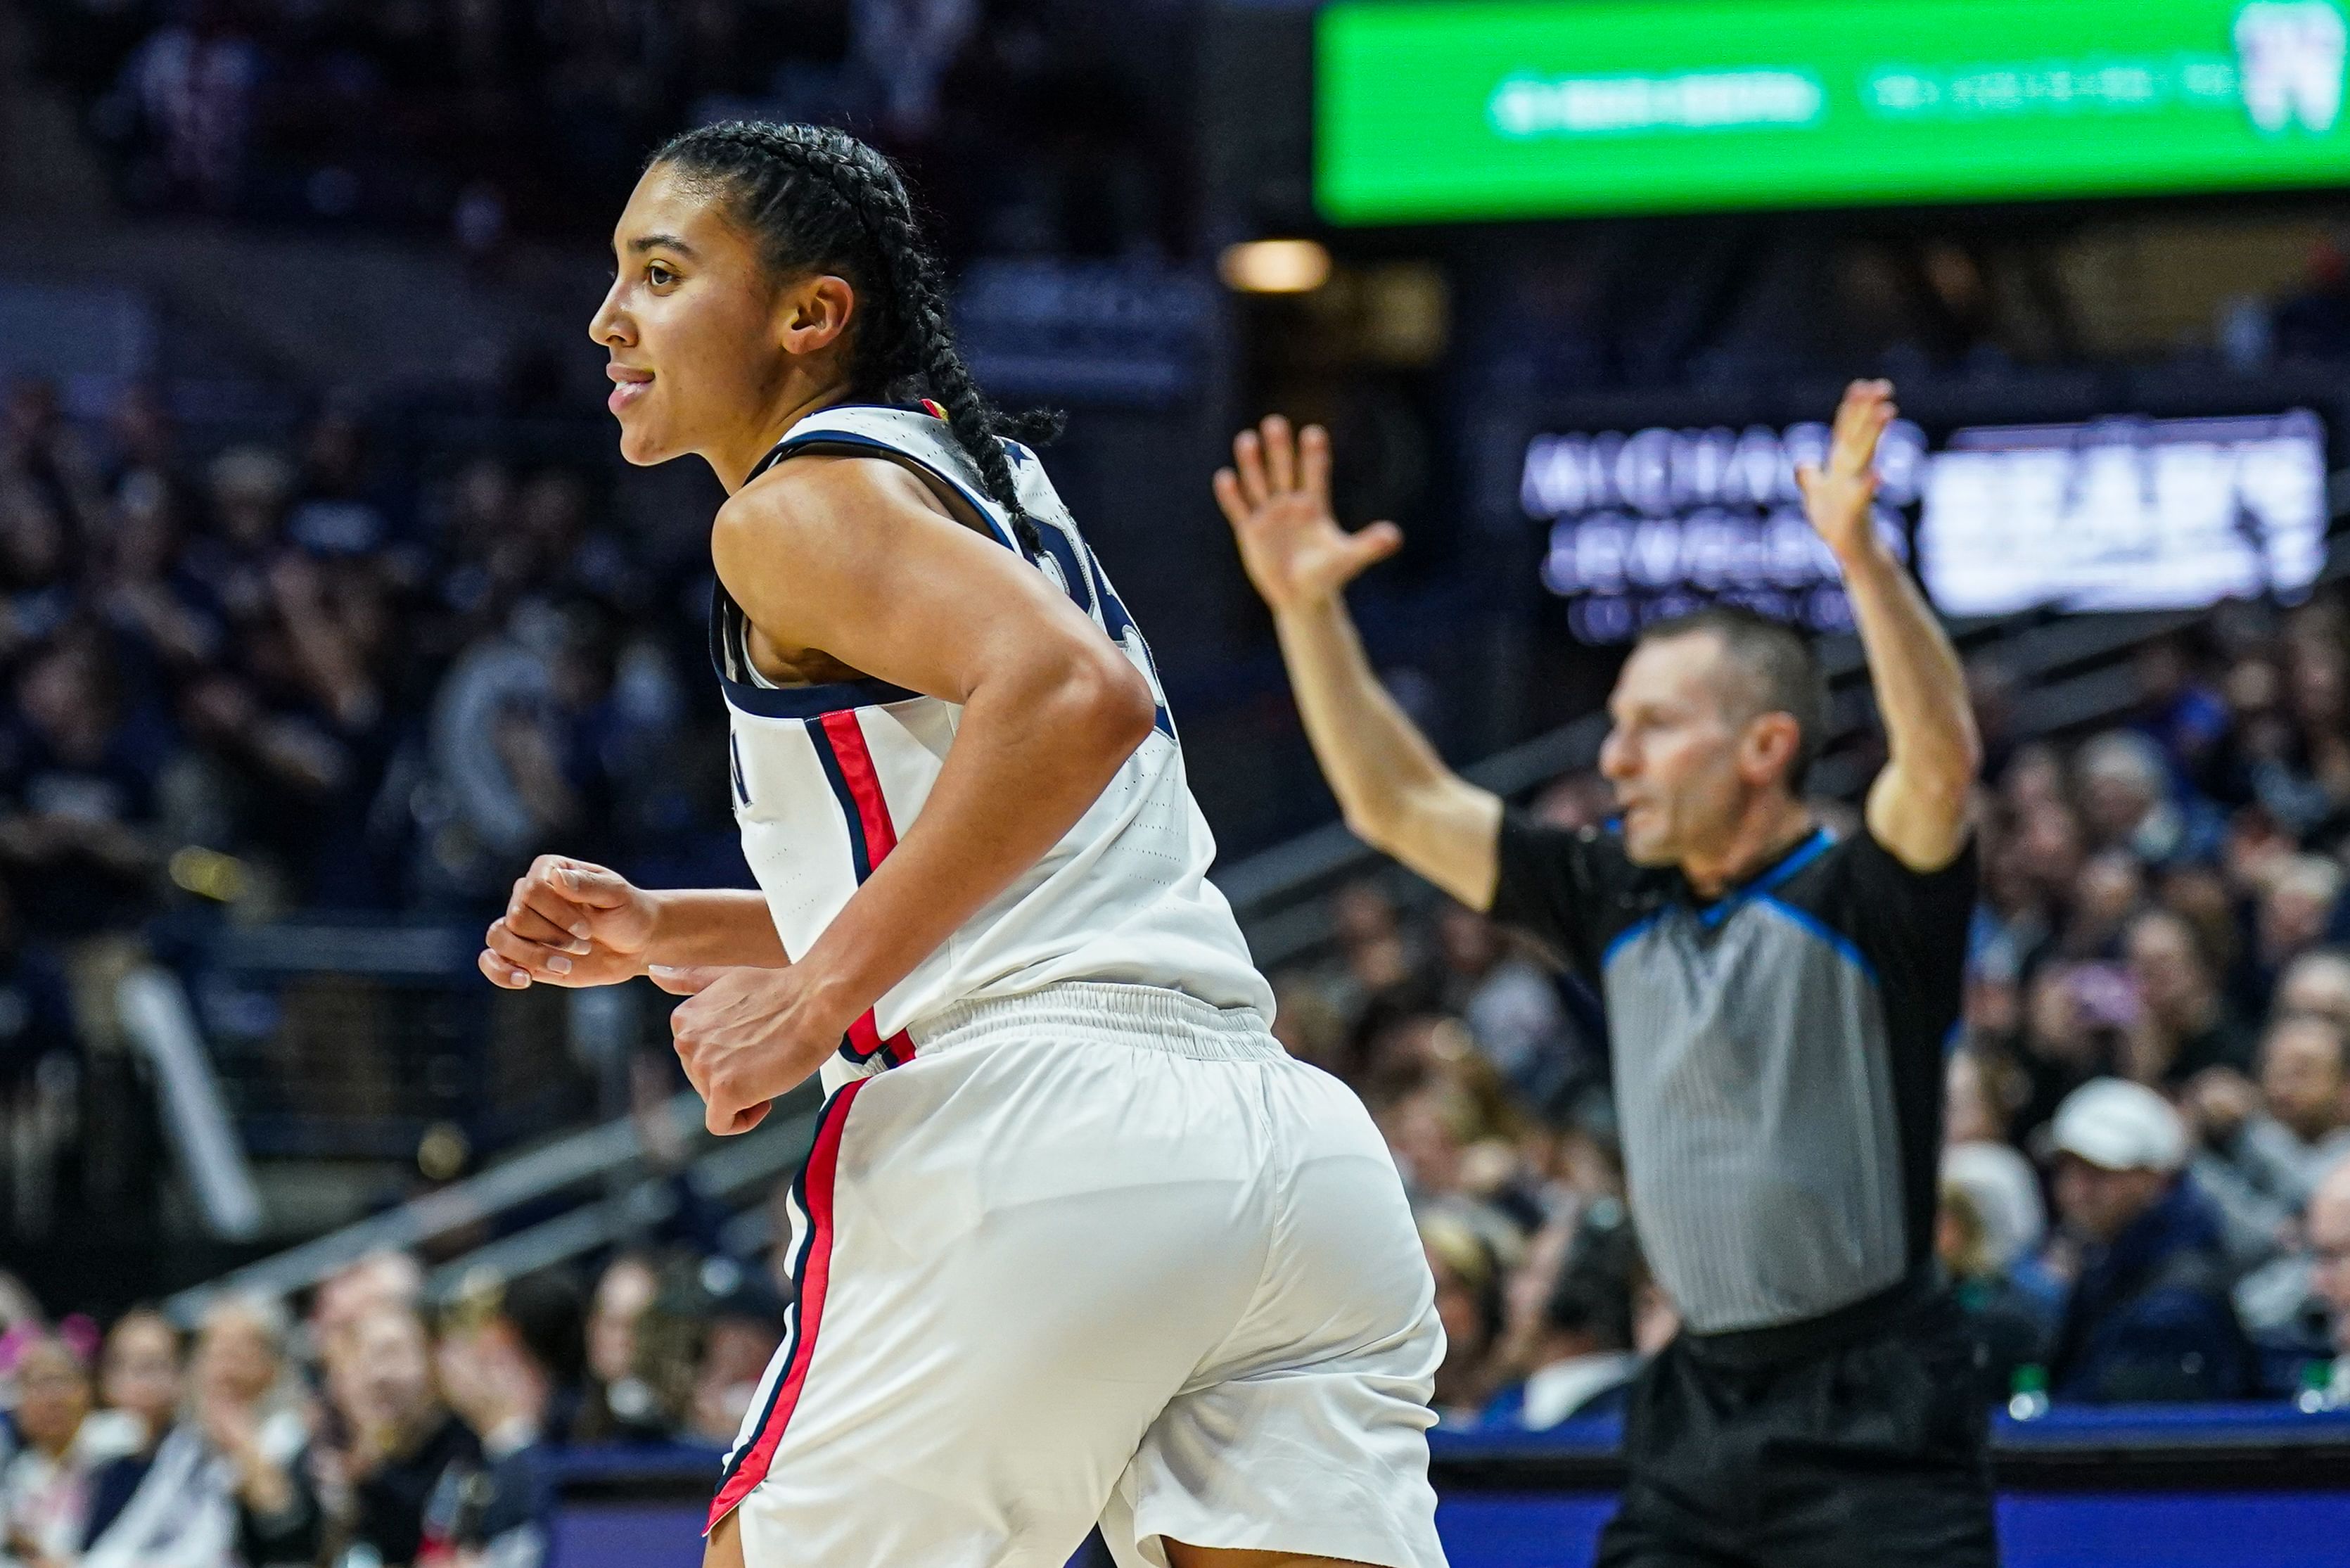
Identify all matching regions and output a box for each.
[1637,606,1827,792]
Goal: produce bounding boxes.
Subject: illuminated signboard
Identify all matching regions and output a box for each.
[1915,411,2326,616]
[1319,0,2350,222]
[1523,412,2325,641]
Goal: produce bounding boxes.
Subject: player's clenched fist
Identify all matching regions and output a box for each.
[478,855,658,989]
[651,964,850,1136]
[1213,415,1403,614]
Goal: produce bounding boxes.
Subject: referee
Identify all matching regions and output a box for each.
[1215,381,1994,1568]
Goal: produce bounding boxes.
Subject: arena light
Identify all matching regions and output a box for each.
[1219,238,1332,293]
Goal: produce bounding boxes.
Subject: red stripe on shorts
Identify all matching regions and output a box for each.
[705,1076,869,1531]
[843,1010,919,1067]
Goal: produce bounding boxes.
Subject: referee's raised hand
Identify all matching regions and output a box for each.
[1215,416,1403,613]
[1795,378,1898,566]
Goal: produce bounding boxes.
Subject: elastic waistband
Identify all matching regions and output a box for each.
[906,981,1284,1063]
[1681,1264,1946,1369]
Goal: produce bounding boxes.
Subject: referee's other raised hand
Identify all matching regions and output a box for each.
[1215,416,1403,615]
[1794,378,1897,566]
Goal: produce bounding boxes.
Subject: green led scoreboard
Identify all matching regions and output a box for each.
[1317,0,2350,222]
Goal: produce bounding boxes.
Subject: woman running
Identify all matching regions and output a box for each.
[476,122,1446,1568]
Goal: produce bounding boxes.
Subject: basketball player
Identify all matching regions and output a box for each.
[1220,384,1996,1567]
[474,124,1448,1568]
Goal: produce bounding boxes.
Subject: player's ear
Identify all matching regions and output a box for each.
[777,274,855,359]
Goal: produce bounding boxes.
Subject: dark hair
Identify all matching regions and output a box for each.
[1543,1200,1640,1352]
[500,1271,587,1389]
[1636,605,1827,791]
[648,120,1061,552]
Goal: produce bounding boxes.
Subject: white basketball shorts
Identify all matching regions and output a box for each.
[708,981,1448,1568]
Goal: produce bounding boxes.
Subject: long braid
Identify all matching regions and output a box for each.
[651,121,1059,554]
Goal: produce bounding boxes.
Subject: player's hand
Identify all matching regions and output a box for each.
[1794,378,1896,566]
[479,855,657,989]
[1214,415,1403,614]
[651,964,848,1135]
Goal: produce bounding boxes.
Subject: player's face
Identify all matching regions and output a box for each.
[1598,632,1749,866]
[590,164,791,469]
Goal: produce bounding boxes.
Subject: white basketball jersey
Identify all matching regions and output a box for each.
[713,404,1275,1077]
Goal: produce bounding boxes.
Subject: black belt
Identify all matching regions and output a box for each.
[1680,1263,1947,1370]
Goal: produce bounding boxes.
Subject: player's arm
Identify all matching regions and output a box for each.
[1796,380,1981,872]
[479,860,786,990]
[657,454,1158,1133]
[1214,417,1502,909]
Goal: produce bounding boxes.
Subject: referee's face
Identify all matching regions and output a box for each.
[1599,631,1758,866]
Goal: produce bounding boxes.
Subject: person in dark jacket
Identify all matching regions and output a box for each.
[2044,1078,2254,1402]
[1480,1199,1645,1431]
[336,1302,482,1568]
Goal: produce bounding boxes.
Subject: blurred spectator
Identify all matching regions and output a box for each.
[0,881,77,1241]
[1433,903,1583,1109]
[1419,1212,1507,1424]
[334,1304,481,1568]
[686,1264,788,1448]
[80,1308,236,1568]
[1987,962,2121,1147]
[1945,1049,2005,1146]
[2123,909,2256,1087]
[1479,1199,1643,1431]
[1939,1142,2057,1403]
[2242,856,2344,1011]
[108,0,263,212]
[2307,1156,2350,1403]
[2128,638,2231,791]
[2188,1014,2350,1270]
[576,1254,670,1444]
[2277,950,2350,1034]
[2076,729,2223,867]
[189,1294,320,1568]
[0,1333,101,1567]
[2060,850,2144,961]
[0,632,164,946]
[2044,1081,2254,1402]
[427,1274,582,1567]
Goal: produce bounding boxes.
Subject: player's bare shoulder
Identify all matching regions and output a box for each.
[715,451,946,566]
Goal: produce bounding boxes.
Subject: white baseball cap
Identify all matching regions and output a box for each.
[2050,1078,2188,1173]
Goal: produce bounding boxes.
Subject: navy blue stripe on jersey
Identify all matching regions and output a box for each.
[807,723,873,884]
[753,429,1023,554]
[1030,523,1100,618]
[709,580,921,718]
[729,730,750,807]
[720,670,921,720]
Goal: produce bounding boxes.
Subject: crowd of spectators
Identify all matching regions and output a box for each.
[0,1238,796,1568]
[1257,599,2350,1429]
[26,0,1182,259]
[2,467,2350,1567]
[0,371,748,1236]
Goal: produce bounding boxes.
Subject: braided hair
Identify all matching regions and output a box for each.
[649,121,1060,552]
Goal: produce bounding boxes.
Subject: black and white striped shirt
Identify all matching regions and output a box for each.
[1490,815,1974,1336]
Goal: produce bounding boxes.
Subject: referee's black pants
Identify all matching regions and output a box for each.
[1597,1276,1998,1568]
